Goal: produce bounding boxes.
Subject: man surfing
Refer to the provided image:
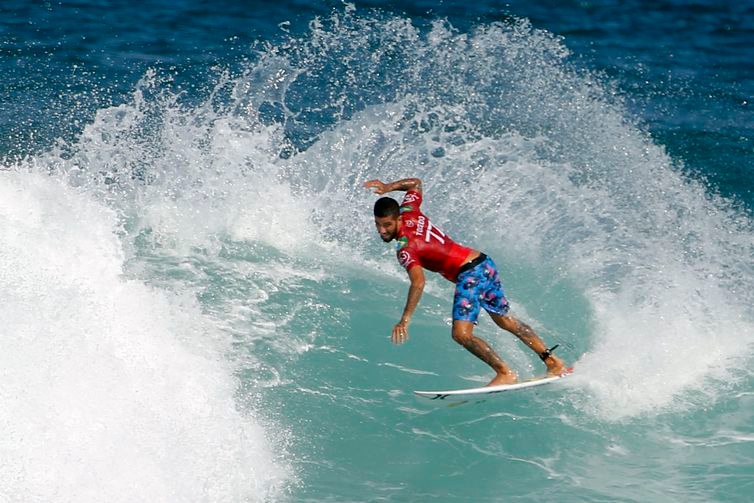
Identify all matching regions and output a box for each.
[365,177,568,386]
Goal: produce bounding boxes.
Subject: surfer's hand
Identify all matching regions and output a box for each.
[391,321,409,345]
[364,179,387,195]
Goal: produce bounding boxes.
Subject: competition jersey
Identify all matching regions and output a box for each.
[395,190,473,282]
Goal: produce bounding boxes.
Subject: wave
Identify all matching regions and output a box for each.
[3,6,754,499]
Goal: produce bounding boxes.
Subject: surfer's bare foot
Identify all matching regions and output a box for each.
[487,371,518,386]
[544,355,569,376]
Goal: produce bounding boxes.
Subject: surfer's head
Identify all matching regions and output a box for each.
[374,197,400,242]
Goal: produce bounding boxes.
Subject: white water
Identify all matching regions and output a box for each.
[0,171,291,502]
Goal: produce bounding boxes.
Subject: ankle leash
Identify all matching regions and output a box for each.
[538,344,559,361]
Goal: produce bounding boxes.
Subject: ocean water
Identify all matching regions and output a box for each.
[1,1,753,501]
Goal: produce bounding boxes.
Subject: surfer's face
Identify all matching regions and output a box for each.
[374,215,399,242]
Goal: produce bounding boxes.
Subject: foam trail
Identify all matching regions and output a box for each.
[0,170,291,502]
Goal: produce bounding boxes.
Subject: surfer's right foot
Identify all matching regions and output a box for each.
[487,371,518,386]
[544,355,568,376]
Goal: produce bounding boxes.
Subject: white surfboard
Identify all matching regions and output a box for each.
[414,368,573,400]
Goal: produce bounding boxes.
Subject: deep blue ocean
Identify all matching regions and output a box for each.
[2,1,753,501]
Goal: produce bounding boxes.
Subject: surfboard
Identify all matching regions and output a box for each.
[413,368,573,400]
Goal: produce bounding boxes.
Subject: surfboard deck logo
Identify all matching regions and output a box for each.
[414,368,574,400]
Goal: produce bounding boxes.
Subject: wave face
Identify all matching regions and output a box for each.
[3,5,753,502]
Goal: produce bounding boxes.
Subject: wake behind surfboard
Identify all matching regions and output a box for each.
[414,368,574,400]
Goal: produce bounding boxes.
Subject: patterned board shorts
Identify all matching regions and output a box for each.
[452,256,510,323]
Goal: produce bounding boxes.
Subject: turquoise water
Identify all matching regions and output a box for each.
[2,2,753,501]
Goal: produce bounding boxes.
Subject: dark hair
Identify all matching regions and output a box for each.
[374,197,400,218]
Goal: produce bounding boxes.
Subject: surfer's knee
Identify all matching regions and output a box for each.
[490,312,517,332]
[451,323,473,346]
[452,331,470,345]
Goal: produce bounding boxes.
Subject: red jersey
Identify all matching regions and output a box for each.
[395,190,473,282]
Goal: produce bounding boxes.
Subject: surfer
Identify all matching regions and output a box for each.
[365,177,568,385]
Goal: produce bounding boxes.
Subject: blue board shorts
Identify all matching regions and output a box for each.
[452,254,510,323]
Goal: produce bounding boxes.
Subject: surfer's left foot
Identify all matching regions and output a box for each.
[544,355,569,376]
[487,371,518,386]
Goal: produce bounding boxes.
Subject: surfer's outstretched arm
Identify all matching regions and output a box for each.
[364,178,422,195]
[392,266,425,345]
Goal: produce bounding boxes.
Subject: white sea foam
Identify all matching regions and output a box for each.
[0,171,291,502]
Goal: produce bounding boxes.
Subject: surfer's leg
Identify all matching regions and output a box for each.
[453,257,517,385]
[452,320,517,385]
[488,313,567,376]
